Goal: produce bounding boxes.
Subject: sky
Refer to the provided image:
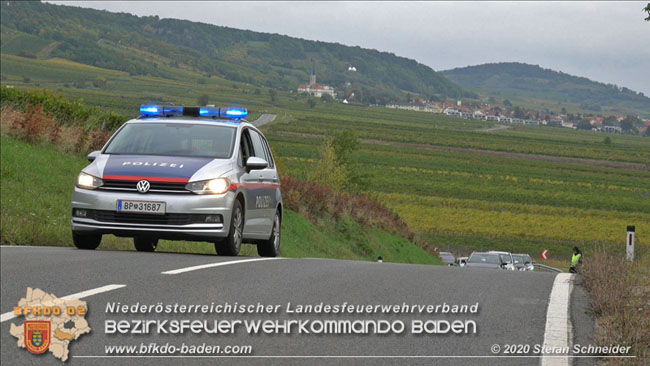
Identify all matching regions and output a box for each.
[48,1,650,95]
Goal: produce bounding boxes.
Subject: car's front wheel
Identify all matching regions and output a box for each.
[215,199,243,256]
[257,211,281,257]
[134,237,158,252]
[72,232,102,250]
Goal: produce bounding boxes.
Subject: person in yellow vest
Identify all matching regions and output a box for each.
[569,246,583,273]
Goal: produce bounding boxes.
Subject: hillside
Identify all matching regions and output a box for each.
[442,62,650,115]
[0,1,474,101]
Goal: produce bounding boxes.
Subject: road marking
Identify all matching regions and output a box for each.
[0,284,126,323]
[162,257,280,275]
[540,273,575,366]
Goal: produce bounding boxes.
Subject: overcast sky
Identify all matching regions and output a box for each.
[49,1,650,95]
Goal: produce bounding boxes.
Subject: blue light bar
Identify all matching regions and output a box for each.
[140,105,162,116]
[223,108,248,119]
[139,105,247,120]
[163,106,184,116]
[199,107,221,117]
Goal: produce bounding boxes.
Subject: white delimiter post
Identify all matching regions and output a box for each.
[626,225,635,262]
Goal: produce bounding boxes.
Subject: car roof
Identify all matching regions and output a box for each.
[128,117,250,128]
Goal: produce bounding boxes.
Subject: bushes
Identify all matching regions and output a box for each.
[1,105,109,153]
[281,175,413,241]
[581,253,650,364]
[1,87,127,129]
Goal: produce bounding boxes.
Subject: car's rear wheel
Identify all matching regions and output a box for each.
[215,199,243,256]
[72,232,102,250]
[134,237,158,252]
[257,211,281,257]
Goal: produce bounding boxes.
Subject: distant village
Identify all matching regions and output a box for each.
[385,99,650,136]
[295,62,649,136]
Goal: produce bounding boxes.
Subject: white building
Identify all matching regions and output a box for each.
[297,60,336,98]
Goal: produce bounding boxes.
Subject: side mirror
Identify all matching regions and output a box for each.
[246,157,268,172]
[87,151,100,162]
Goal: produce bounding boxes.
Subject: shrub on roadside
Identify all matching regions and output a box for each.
[581,252,650,365]
[281,175,414,241]
[1,105,109,152]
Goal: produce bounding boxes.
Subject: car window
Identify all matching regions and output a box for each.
[499,254,512,263]
[249,130,269,162]
[238,130,253,166]
[468,254,500,264]
[260,134,275,168]
[105,123,236,158]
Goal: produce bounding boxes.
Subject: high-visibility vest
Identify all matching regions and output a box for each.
[572,253,582,266]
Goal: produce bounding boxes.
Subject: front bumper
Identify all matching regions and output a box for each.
[71,187,235,241]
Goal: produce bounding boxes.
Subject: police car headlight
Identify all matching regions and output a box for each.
[186,178,230,194]
[76,172,103,189]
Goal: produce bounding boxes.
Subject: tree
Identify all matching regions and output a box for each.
[645,126,650,137]
[644,3,650,21]
[602,115,618,126]
[513,106,525,119]
[308,139,347,192]
[330,130,359,166]
[576,119,593,130]
[268,89,277,103]
[307,98,317,109]
[503,99,512,107]
[620,115,640,133]
[197,94,209,106]
[93,77,107,88]
[561,107,567,114]
[320,93,334,103]
[603,136,612,145]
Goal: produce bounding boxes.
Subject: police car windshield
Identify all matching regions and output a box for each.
[104,123,236,158]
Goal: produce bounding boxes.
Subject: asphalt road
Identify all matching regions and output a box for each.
[1,246,588,366]
[251,114,276,127]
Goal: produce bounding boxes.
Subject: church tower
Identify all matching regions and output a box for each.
[309,58,316,85]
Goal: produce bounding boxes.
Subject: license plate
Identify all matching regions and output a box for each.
[117,200,166,215]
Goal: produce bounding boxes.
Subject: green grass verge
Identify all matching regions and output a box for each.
[0,136,440,265]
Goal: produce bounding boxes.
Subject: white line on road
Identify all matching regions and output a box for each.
[540,273,575,366]
[0,284,126,323]
[162,257,280,275]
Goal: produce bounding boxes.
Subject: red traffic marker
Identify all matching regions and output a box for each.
[541,249,549,260]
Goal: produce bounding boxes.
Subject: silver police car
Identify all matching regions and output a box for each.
[71,105,282,257]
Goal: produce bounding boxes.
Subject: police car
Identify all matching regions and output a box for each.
[70,105,282,257]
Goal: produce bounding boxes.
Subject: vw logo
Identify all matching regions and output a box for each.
[136,180,150,193]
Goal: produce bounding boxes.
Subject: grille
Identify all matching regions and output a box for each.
[88,210,212,225]
[100,180,188,193]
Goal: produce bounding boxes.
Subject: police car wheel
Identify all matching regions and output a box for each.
[215,200,243,256]
[72,232,101,250]
[133,237,158,252]
[257,211,281,257]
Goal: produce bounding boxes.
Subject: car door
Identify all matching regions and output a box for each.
[248,129,277,236]
[238,129,264,236]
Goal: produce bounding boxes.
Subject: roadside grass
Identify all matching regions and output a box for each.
[581,253,650,365]
[0,136,440,264]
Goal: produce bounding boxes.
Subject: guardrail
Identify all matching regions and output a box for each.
[533,263,563,273]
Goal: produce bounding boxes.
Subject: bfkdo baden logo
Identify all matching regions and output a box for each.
[25,321,51,354]
[9,288,91,362]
